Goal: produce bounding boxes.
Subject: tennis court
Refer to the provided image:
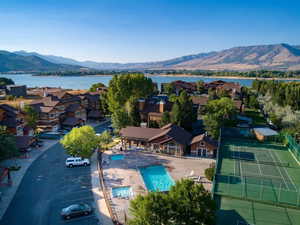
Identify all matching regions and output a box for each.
[217,196,300,225]
[215,138,300,207]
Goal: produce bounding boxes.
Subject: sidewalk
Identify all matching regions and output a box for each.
[0,139,58,220]
[90,152,114,225]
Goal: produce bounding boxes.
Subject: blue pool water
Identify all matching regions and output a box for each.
[112,186,133,198]
[139,165,175,192]
[111,154,124,160]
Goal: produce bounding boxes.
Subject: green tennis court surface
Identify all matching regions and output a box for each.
[217,196,300,225]
[215,138,300,207]
[214,136,300,225]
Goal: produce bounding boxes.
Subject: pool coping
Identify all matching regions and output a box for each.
[137,164,175,192]
[111,185,134,199]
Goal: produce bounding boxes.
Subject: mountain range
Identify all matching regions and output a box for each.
[1,43,300,72]
[0,51,80,72]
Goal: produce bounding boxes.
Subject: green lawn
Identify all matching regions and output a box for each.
[244,108,267,126]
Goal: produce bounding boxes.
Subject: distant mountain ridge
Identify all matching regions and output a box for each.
[9,43,300,71]
[0,51,81,72]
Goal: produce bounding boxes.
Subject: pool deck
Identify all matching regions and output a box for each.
[102,149,215,223]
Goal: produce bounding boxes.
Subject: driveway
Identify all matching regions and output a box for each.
[0,122,111,225]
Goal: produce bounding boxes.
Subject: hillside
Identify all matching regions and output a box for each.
[0,51,82,72]
[13,43,300,71]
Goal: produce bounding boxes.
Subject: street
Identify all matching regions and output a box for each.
[0,122,110,225]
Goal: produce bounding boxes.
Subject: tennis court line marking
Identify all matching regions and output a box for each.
[268,149,289,190]
[256,159,263,176]
[272,151,297,191]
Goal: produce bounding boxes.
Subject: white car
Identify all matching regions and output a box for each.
[65,157,90,167]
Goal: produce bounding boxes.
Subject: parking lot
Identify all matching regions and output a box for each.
[1,143,99,225]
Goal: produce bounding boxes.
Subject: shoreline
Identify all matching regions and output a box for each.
[146,74,300,80]
[4,73,300,81]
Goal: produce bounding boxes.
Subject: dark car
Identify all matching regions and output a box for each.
[61,203,92,220]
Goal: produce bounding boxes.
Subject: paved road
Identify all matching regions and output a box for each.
[1,122,110,225]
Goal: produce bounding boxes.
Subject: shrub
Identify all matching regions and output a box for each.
[205,167,215,181]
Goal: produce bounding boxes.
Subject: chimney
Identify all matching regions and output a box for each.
[138,99,145,111]
[159,100,165,113]
[19,101,25,109]
[43,88,48,97]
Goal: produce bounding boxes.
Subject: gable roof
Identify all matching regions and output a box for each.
[149,124,192,145]
[120,127,162,140]
[190,134,218,150]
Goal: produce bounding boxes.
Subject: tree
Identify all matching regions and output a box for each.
[196,80,205,94]
[0,126,19,160]
[98,130,112,150]
[269,113,283,129]
[248,95,259,109]
[107,74,154,114]
[125,97,141,126]
[89,82,106,92]
[203,97,237,138]
[164,83,174,96]
[107,74,154,129]
[60,125,99,158]
[23,105,38,131]
[149,120,159,128]
[171,102,181,125]
[128,179,216,225]
[0,77,14,86]
[99,92,110,115]
[203,115,220,139]
[171,91,196,131]
[204,167,215,181]
[111,109,131,130]
[208,88,217,100]
[160,112,171,127]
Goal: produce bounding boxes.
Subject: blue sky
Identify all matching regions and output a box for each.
[1,0,300,62]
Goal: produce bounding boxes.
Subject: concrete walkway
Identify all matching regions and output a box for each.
[90,152,114,225]
[0,139,58,220]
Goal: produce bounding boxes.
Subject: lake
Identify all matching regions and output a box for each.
[0,74,297,90]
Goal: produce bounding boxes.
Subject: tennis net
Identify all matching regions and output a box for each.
[230,156,289,167]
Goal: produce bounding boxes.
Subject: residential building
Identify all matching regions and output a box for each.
[0,104,31,136]
[161,80,197,95]
[190,133,218,158]
[120,123,192,156]
[5,85,27,97]
[138,97,173,126]
[30,97,62,131]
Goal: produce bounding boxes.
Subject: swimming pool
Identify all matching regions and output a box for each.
[112,186,133,198]
[139,165,175,192]
[111,154,124,160]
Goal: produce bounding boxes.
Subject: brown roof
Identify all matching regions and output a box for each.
[218,82,241,93]
[40,106,55,113]
[190,134,218,150]
[149,123,192,145]
[191,96,209,105]
[120,127,162,140]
